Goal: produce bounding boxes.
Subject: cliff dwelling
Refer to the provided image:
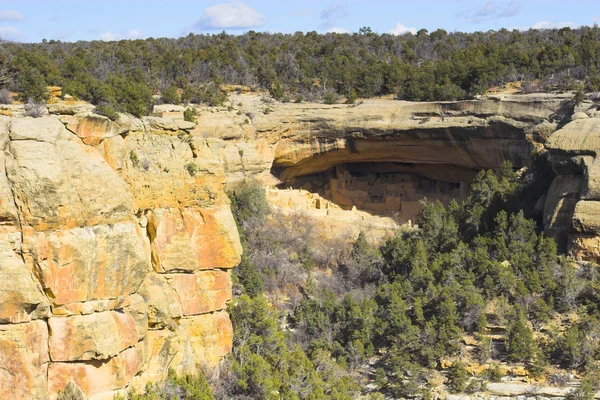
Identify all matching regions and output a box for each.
[276,162,478,223]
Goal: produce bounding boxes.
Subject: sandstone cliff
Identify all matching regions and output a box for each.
[1,91,599,399]
[0,110,241,399]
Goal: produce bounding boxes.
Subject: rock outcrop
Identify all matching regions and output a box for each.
[545,114,600,258]
[0,111,241,400]
[2,92,599,399]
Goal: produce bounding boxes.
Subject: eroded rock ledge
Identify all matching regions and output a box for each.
[1,92,599,399]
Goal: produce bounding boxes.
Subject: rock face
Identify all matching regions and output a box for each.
[1,92,599,399]
[0,112,241,400]
[545,115,600,258]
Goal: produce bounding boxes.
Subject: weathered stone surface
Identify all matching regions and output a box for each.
[66,113,128,145]
[166,270,231,316]
[147,207,241,272]
[142,116,179,133]
[47,101,94,115]
[175,120,196,130]
[0,320,49,400]
[24,222,150,305]
[130,329,183,392]
[546,118,600,155]
[124,294,149,341]
[6,128,132,229]
[572,200,600,234]
[117,132,226,210]
[48,311,138,361]
[0,249,50,323]
[48,345,145,400]
[176,310,233,370]
[9,116,65,143]
[137,273,182,330]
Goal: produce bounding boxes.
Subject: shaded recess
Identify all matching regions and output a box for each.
[271,121,540,223]
[275,161,479,223]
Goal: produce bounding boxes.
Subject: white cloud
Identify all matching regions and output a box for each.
[390,23,417,35]
[327,27,350,34]
[100,29,143,41]
[0,10,23,23]
[0,26,24,41]
[320,4,349,29]
[457,0,522,24]
[194,1,265,30]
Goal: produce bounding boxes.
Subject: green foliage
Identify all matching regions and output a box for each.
[447,362,469,393]
[324,91,337,104]
[18,68,48,102]
[228,181,269,226]
[161,85,180,104]
[183,107,198,122]
[224,295,359,399]
[106,69,153,117]
[94,103,118,121]
[127,369,214,400]
[236,254,265,297]
[269,79,284,100]
[506,308,536,362]
[57,382,84,400]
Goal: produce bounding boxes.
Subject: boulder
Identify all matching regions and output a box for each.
[47,102,94,116]
[66,113,128,145]
[0,249,50,323]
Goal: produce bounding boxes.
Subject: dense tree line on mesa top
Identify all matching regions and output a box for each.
[2,25,600,116]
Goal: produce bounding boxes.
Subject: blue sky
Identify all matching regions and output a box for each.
[0,0,599,43]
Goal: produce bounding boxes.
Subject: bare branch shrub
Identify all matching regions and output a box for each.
[0,88,11,104]
[24,98,46,118]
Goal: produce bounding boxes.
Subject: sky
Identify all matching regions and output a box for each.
[0,0,598,43]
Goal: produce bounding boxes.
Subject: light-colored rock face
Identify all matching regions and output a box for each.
[0,320,49,400]
[543,114,600,259]
[0,111,241,399]
[0,93,597,399]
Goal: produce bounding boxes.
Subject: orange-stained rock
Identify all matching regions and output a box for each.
[48,345,145,400]
[23,222,150,305]
[0,248,50,323]
[117,132,227,211]
[130,329,183,392]
[166,269,232,316]
[48,311,138,361]
[186,207,241,269]
[0,320,49,400]
[147,208,200,272]
[66,113,128,146]
[137,273,183,330]
[148,207,241,272]
[176,310,233,370]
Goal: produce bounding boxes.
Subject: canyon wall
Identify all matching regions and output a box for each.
[1,92,599,399]
[0,109,241,399]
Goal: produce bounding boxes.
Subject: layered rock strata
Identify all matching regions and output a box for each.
[0,111,241,400]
